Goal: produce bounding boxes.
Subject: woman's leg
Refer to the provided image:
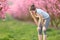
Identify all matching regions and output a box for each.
[43,26,47,40]
[37,24,42,40]
[37,18,43,40]
[37,15,44,40]
[43,17,50,40]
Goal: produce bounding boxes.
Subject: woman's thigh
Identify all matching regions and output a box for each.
[43,17,50,29]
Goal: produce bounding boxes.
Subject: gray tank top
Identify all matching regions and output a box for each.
[36,8,50,19]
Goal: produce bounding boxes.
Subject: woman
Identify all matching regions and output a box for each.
[29,4,50,40]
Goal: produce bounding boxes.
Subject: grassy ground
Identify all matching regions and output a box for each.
[0,19,60,40]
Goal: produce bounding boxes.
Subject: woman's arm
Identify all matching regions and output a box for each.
[37,14,44,27]
[29,11,38,26]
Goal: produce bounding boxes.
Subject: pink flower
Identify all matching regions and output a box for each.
[7,0,60,19]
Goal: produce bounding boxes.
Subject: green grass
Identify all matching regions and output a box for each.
[0,19,60,40]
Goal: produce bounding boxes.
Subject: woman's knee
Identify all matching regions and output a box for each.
[37,27,42,35]
[43,27,46,35]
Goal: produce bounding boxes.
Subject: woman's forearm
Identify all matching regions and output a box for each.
[33,17,38,25]
[31,14,38,25]
[30,12,38,25]
[37,14,44,27]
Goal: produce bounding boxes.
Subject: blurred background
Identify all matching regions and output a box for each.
[0,0,60,40]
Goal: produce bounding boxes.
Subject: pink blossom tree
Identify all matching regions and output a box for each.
[0,0,8,19]
[7,0,60,28]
